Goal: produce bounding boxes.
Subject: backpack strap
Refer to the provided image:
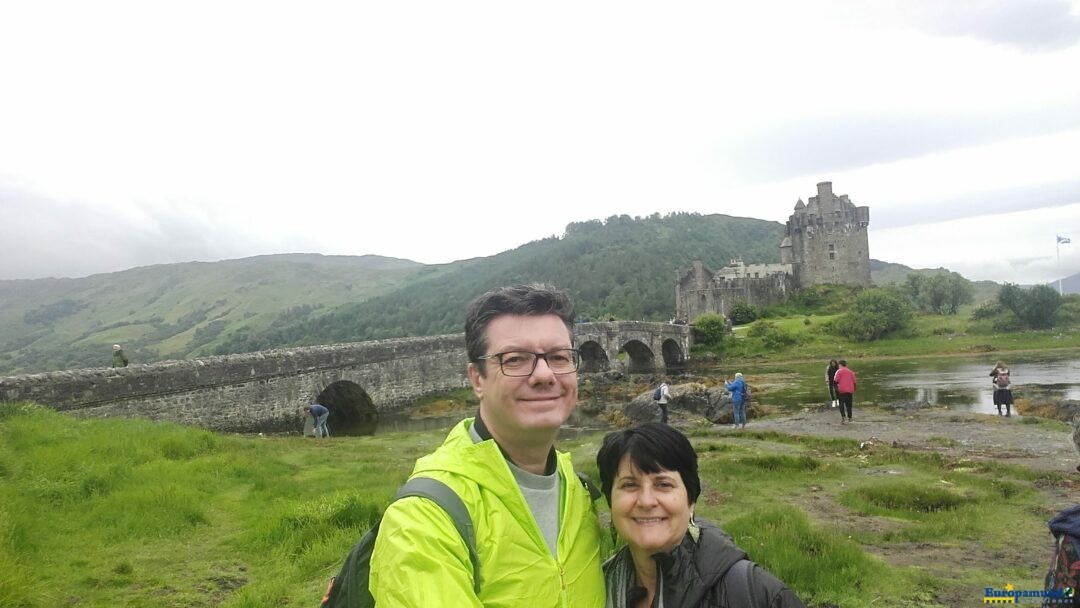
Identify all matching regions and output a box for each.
[576,471,602,502]
[394,477,481,594]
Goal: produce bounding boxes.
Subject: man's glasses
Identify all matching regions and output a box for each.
[475,349,580,377]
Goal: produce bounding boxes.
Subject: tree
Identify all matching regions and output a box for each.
[904,272,973,314]
[997,283,1023,318]
[997,283,1062,329]
[692,313,726,347]
[1017,284,1062,329]
[729,301,759,325]
[829,288,912,341]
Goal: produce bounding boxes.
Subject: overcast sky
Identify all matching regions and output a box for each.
[2,0,1079,285]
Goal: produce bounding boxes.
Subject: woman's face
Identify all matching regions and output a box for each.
[610,453,693,558]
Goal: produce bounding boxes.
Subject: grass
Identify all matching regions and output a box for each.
[0,400,1063,607]
[708,305,1080,363]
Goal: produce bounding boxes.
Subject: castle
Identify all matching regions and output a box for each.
[675,181,871,321]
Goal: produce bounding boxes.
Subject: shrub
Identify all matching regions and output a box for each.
[729,301,759,325]
[828,288,912,341]
[746,320,798,349]
[692,313,726,347]
[970,300,1001,320]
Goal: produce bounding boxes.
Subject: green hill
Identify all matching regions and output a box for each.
[0,254,426,374]
[869,259,1000,302]
[207,213,785,354]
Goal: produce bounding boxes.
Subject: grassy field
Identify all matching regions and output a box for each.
[710,303,1080,363]
[1,401,1065,608]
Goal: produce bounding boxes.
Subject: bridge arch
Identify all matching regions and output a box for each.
[620,340,655,374]
[578,340,609,373]
[312,380,378,436]
[661,338,686,373]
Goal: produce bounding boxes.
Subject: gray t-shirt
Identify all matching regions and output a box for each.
[469,424,561,556]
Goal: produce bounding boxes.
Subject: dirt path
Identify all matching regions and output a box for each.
[734,406,1078,475]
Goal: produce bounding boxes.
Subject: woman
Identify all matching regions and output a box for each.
[826,360,840,408]
[597,423,805,608]
[989,361,1013,417]
[724,373,747,429]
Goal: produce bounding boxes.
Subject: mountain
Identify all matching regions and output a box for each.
[0,214,783,374]
[869,259,1000,302]
[1057,270,1080,295]
[0,254,427,374]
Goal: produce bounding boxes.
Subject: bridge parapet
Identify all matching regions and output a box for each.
[0,321,692,432]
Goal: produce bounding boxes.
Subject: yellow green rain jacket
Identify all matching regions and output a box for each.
[369,418,606,607]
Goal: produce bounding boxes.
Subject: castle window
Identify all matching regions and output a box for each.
[828,244,835,251]
[829,252,836,260]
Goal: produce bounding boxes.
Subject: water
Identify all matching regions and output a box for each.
[373,353,1080,433]
[707,353,1080,416]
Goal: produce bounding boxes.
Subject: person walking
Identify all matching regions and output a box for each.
[826,359,840,408]
[656,380,671,424]
[111,344,129,368]
[307,403,330,438]
[725,372,748,429]
[834,360,856,424]
[989,361,1013,417]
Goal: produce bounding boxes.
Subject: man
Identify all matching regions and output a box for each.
[111,344,129,368]
[369,284,606,607]
[657,380,671,424]
[834,359,856,424]
[307,403,330,438]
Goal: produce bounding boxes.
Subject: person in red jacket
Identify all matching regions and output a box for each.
[833,359,856,424]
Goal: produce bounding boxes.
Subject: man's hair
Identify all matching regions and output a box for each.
[595,422,701,507]
[838,359,847,366]
[464,284,575,375]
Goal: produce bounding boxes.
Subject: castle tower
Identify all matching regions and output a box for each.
[784,182,871,287]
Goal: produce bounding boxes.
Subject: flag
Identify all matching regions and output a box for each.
[1058,235,1071,244]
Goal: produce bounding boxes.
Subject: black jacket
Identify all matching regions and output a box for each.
[603,519,806,608]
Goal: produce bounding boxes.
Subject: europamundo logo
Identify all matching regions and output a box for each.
[982,583,1074,604]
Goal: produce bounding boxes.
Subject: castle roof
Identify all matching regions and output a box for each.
[794,198,805,210]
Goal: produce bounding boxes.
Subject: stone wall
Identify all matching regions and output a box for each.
[675,262,793,321]
[0,322,689,433]
[0,335,468,433]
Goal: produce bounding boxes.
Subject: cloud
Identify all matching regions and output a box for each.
[871,201,1080,283]
[871,178,1080,229]
[0,183,321,279]
[903,0,1080,52]
[719,100,1080,182]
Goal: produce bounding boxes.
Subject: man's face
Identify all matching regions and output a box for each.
[468,314,577,440]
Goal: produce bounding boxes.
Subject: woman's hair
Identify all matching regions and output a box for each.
[829,359,838,366]
[996,360,1007,368]
[596,422,701,507]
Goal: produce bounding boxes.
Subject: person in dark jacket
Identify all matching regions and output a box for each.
[597,423,805,608]
[989,361,1013,417]
[826,360,840,408]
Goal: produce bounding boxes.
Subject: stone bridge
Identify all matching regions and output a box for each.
[0,321,692,434]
